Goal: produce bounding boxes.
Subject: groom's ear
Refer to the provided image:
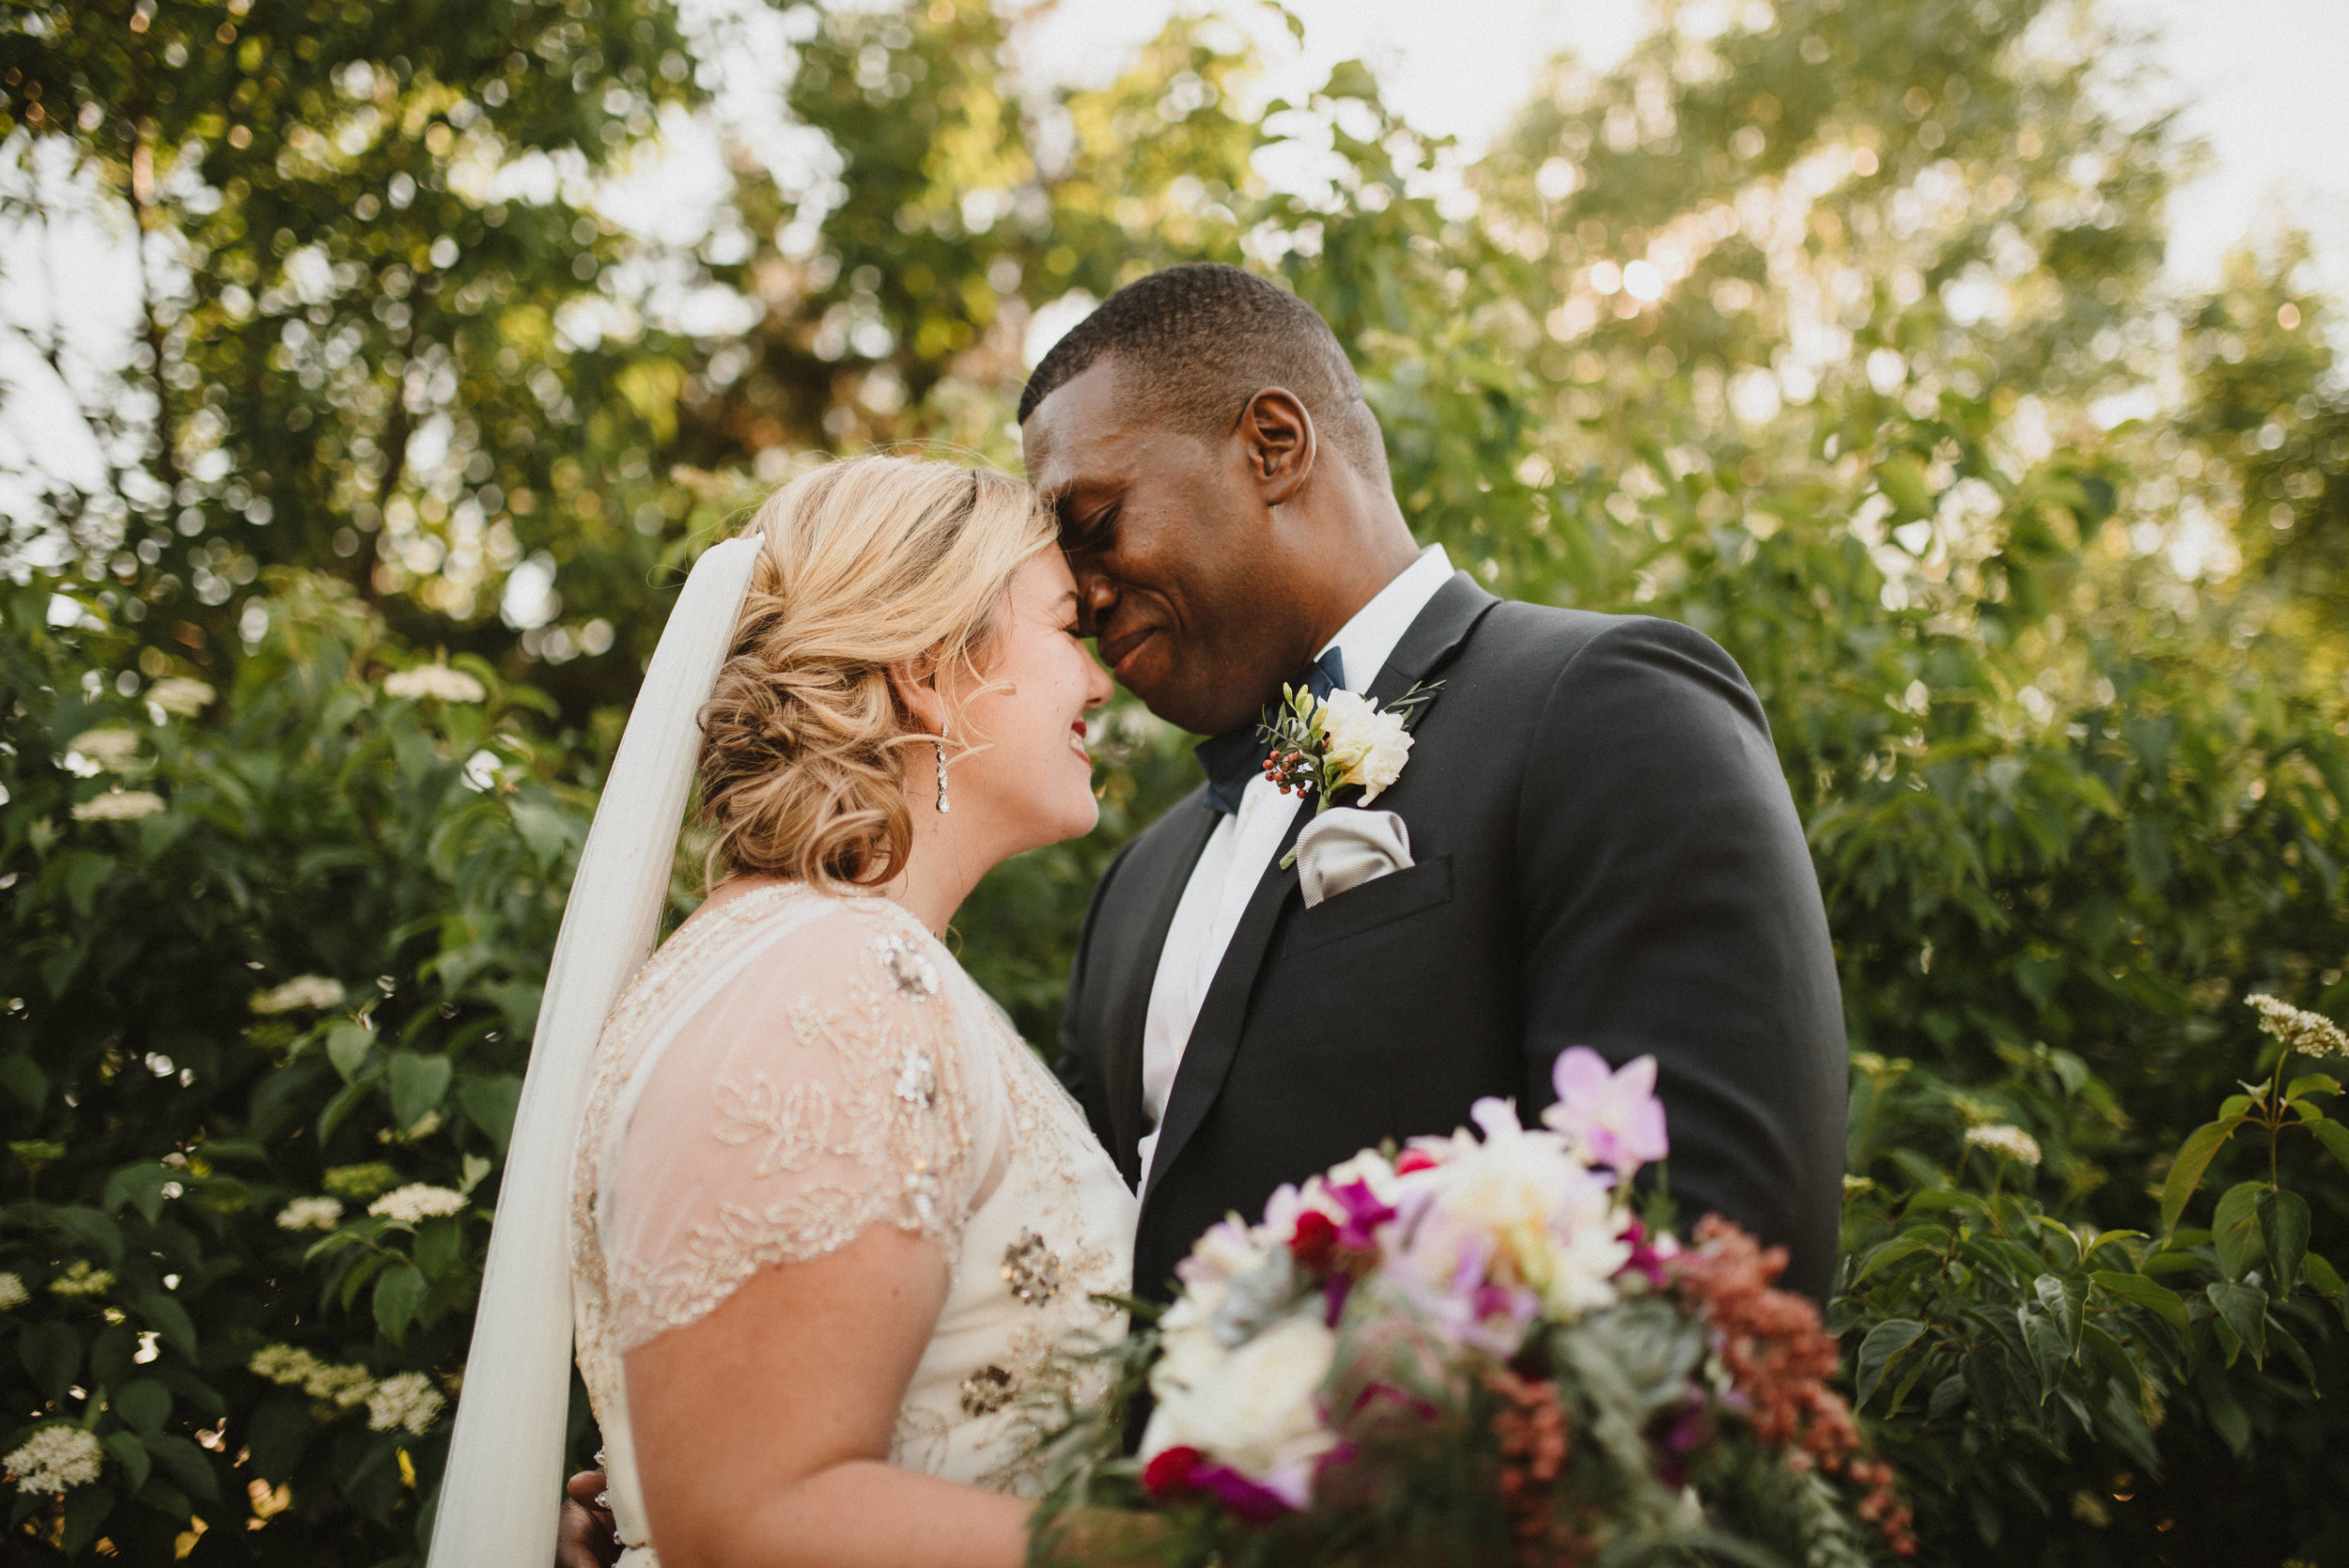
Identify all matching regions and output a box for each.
[1235,387,1316,507]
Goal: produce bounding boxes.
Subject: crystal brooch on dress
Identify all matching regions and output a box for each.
[1001,1230,1063,1306]
[873,933,940,999]
[959,1364,1016,1417]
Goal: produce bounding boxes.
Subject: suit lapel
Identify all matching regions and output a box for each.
[1103,796,1221,1185]
[1141,571,1501,1210]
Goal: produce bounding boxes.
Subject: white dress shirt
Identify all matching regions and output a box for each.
[1134,543,1455,1191]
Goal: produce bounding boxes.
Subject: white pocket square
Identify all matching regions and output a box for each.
[1295,807,1413,908]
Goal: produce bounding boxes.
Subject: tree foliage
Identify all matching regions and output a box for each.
[1,0,2345,1560]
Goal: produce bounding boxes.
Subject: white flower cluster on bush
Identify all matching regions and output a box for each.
[71,790,163,822]
[366,1372,447,1436]
[47,1261,114,1298]
[7,1424,104,1494]
[367,1184,467,1224]
[2248,993,2348,1059]
[1964,1123,2043,1167]
[66,727,143,772]
[249,975,347,1015]
[250,1344,376,1407]
[275,1196,345,1232]
[0,1272,26,1310]
[383,663,486,703]
[146,677,214,716]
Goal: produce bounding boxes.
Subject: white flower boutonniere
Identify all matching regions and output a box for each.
[1257,679,1441,867]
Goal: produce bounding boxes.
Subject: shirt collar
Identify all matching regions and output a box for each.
[1318,543,1455,694]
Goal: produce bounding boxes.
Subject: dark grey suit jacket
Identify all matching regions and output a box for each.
[1057,574,1847,1305]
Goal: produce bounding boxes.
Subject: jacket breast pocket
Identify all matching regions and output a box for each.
[1284,854,1454,957]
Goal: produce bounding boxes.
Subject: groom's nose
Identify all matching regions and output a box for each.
[1075,568,1119,636]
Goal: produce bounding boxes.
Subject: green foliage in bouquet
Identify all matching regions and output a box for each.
[1029,1057,1913,1568]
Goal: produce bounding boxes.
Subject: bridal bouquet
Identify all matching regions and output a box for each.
[1031,1050,1914,1568]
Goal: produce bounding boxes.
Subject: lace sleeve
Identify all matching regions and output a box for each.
[599,899,989,1351]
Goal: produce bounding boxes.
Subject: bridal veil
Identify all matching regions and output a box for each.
[425,536,761,1568]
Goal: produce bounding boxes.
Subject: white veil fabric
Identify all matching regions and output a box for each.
[426,536,762,1568]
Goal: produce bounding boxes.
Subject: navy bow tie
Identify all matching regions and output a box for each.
[1193,647,1346,815]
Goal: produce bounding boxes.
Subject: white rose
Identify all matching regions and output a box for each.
[1142,1312,1338,1483]
[1412,1107,1626,1318]
[1315,690,1414,803]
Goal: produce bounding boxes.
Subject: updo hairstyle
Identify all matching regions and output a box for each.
[696,455,1056,890]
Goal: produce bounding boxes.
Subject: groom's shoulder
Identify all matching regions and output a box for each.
[1464,598,1749,695]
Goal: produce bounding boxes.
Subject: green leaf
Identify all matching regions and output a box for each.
[413,1216,463,1280]
[1855,1233,1940,1281]
[102,1432,150,1495]
[2099,1376,2162,1474]
[1927,1374,1968,1419]
[2285,1073,2341,1102]
[317,1067,381,1143]
[128,1288,199,1359]
[102,1161,177,1225]
[459,1074,523,1155]
[19,1320,82,1404]
[2159,1117,2241,1234]
[375,1261,426,1344]
[46,1203,123,1266]
[2213,1181,2267,1280]
[1854,1317,1925,1412]
[2310,1118,2349,1174]
[60,1483,116,1556]
[2259,1188,2311,1299]
[388,1050,454,1131]
[2304,1251,2346,1296]
[2206,1281,2268,1367]
[2089,1269,2189,1330]
[114,1376,170,1435]
[2020,1307,2068,1402]
[142,1432,219,1503]
[0,1051,49,1110]
[327,1022,376,1082]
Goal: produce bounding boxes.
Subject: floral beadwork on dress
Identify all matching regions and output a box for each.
[874,932,941,999]
[959,1364,1017,1417]
[1000,1231,1063,1307]
[894,1048,937,1109]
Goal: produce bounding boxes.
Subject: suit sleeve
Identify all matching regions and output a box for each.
[1516,616,1847,1300]
[1056,836,1133,1157]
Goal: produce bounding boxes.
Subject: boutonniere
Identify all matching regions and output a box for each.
[1258,680,1442,867]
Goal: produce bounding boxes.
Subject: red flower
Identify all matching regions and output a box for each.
[1289,1210,1340,1272]
[1143,1446,1204,1498]
[1395,1148,1439,1174]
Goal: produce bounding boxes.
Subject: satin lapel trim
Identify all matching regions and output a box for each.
[1142,800,1309,1206]
[1138,572,1501,1211]
[1109,795,1221,1187]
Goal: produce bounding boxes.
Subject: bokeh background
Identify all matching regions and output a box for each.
[1,0,2346,1561]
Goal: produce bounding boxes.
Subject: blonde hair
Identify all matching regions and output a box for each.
[696,455,1056,890]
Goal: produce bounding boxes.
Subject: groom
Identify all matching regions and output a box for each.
[554,264,1844,1562]
[1024,264,1846,1312]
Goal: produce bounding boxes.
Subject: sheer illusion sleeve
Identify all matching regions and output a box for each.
[595,900,993,1352]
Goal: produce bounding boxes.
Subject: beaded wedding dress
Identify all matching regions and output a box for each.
[568,881,1137,1565]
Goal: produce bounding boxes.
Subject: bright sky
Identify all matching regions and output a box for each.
[6,0,2347,551]
[1021,0,2349,302]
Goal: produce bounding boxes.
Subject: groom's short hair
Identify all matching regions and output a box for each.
[1018,263,1388,482]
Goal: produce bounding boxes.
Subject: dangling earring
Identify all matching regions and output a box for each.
[933,737,951,814]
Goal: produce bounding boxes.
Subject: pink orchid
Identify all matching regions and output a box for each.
[1542,1047,1669,1173]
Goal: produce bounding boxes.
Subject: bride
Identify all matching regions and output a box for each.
[426,456,1137,1567]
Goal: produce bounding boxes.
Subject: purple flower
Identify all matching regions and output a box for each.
[1542,1047,1669,1174]
[1192,1461,1299,1522]
[1325,1178,1397,1251]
